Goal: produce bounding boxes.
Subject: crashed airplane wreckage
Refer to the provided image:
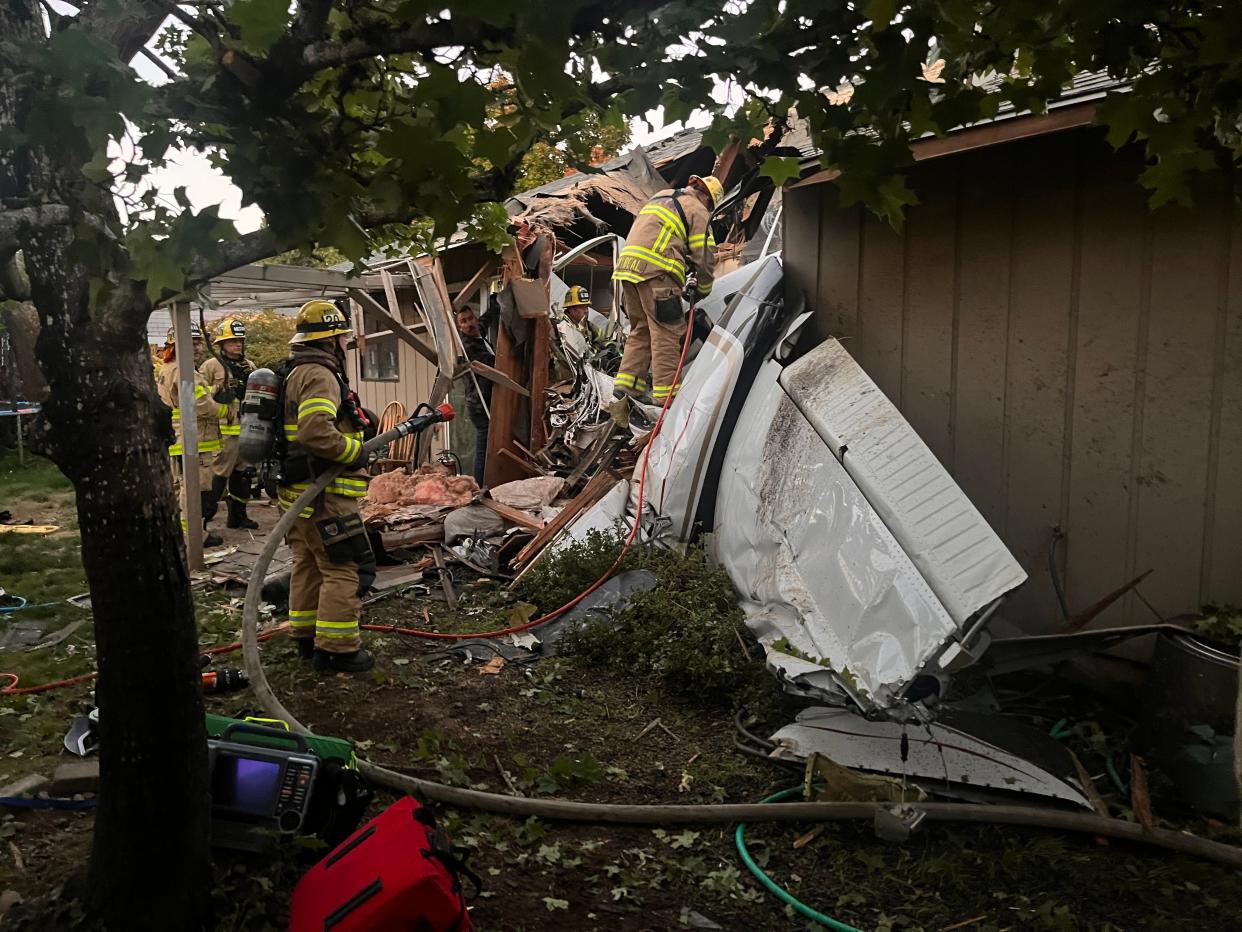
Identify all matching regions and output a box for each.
[509,253,1116,810]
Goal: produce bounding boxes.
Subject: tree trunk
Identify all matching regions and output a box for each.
[27,241,212,931]
[3,1,212,923]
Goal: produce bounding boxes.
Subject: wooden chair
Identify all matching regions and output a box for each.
[371,401,411,473]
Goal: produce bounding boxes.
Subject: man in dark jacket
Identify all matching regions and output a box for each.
[456,304,494,485]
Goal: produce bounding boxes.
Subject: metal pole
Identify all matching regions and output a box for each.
[15,411,22,468]
[173,300,204,571]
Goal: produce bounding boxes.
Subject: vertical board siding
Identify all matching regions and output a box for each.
[952,147,1014,530]
[998,133,1080,626]
[1064,145,1150,625]
[1134,201,1228,617]
[900,160,959,467]
[1208,211,1242,597]
[793,128,1242,633]
[816,186,860,339]
[855,216,906,403]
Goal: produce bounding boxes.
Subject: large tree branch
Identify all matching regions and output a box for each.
[0,204,73,257]
[77,0,169,63]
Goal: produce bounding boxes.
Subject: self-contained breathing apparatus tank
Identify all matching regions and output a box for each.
[238,367,282,464]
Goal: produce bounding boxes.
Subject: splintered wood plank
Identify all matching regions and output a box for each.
[484,316,527,488]
[529,315,550,451]
[480,497,546,531]
[512,468,619,567]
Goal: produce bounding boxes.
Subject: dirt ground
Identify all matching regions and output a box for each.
[3,456,1242,931]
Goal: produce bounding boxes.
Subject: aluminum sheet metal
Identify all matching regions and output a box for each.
[779,339,1027,626]
[714,356,960,708]
[771,706,1089,807]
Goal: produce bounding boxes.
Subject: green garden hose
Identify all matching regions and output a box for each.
[734,787,865,932]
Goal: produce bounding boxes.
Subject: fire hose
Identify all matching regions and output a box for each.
[233,341,1242,873]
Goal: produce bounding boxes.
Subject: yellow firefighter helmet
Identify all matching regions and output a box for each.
[290,299,352,344]
[689,174,724,209]
[211,316,247,345]
[564,285,591,308]
[165,321,203,345]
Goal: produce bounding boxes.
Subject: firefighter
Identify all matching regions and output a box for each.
[455,303,495,486]
[562,285,607,340]
[156,323,226,547]
[200,317,258,529]
[611,174,721,404]
[279,299,375,673]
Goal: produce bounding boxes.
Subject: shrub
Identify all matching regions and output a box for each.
[524,532,772,709]
[234,309,296,370]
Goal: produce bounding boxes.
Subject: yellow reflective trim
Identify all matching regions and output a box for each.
[289,609,316,619]
[169,443,182,455]
[316,620,359,629]
[325,483,367,498]
[611,269,646,284]
[614,372,636,388]
[220,426,241,436]
[289,619,316,630]
[344,430,364,440]
[193,385,208,399]
[688,234,709,248]
[654,219,675,253]
[635,378,650,391]
[639,203,686,241]
[216,403,229,420]
[331,437,361,464]
[171,408,181,420]
[298,397,337,416]
[618,245,686,282]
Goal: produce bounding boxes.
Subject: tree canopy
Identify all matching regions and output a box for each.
[4,1,1240,322]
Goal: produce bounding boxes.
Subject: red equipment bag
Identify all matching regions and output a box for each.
[289,796,479,932]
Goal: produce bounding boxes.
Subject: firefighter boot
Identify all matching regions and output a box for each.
[201,489,223,547]
[227,496,259,530]
[295,639,316,660]
[314,648,375,674]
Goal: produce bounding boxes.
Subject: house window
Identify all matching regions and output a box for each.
[359,304,400,381]
[362,337,399,381]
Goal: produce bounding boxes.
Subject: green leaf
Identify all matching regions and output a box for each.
[542,897,569,911]
[865,0,898,31]
[759,155,804,187]
[229,0,290,54]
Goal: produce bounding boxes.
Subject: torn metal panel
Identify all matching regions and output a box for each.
[780,340,1027,625]
[645,256,786,541]
[715,355,961,709]
[771,706,1090,807]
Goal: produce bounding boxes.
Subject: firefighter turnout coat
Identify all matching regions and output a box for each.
[613,187,716,298]
[278,344,370,653]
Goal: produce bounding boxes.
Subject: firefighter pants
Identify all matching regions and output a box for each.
[616,275,686,403]
[285,493,363,654]
[173,453,217,543]
[213,436,252,502]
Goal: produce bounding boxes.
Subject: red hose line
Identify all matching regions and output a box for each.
[0,627,287,697]
[365,307,700,643]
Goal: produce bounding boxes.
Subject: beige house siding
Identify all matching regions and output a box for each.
[347,289,446,455]
[784,128,1242,633]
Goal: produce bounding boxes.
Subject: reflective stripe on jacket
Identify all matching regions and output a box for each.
[278,345,369,515]
[199,354,253,437]
[157,361,223,455]
[612,189,716,296]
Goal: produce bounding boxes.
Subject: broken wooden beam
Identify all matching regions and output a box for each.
[480,497,546,532]
[498,447,544,479]
[512,468,619,568]
[468,360,529,397]
[451,258,498,312]
[347,288,439,366]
